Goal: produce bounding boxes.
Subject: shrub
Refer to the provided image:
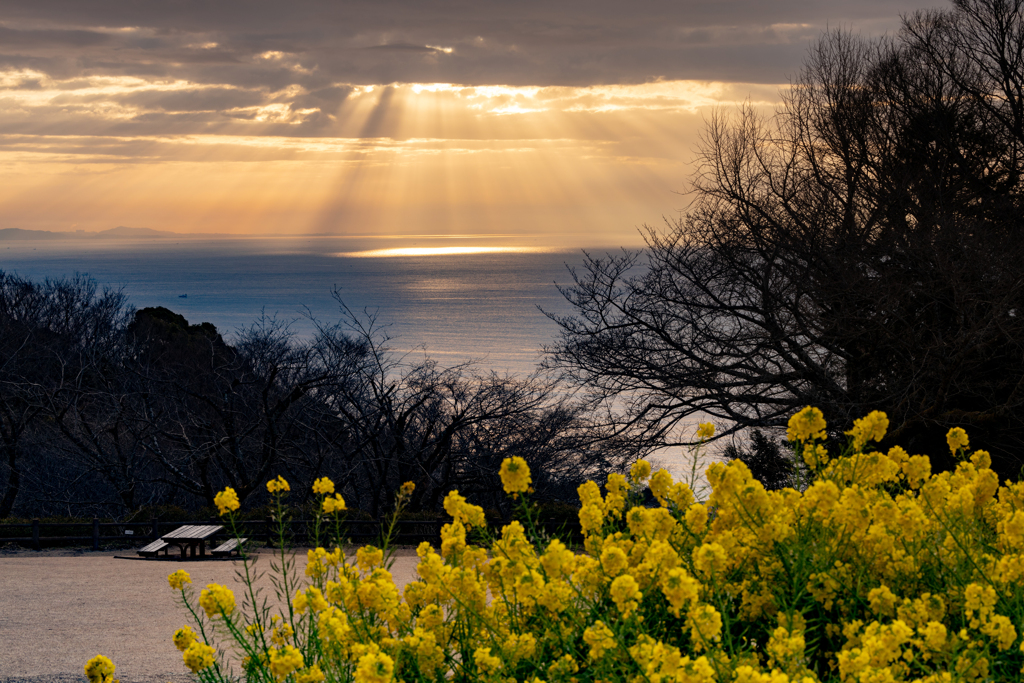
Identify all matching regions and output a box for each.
[93,407,1024,682]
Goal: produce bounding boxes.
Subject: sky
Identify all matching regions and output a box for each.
[0,0,942,244]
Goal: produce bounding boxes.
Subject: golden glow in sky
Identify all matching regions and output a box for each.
[0,72,783,243]
[0,0,922,244]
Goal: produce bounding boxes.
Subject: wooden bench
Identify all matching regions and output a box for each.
[211,537,248,557]
[137,539,170,558]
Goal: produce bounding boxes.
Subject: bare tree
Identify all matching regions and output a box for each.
[546,3,1024,479]
[306,297,632,517]
[127,308,344,509]
[0,272,134,516]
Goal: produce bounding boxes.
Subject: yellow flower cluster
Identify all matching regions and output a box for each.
[267,475,290,494]
[198,583,235,618]
[312,476,335,495]
[295,664,326,683]
[845,410,888,450]
[182,640,216,673]
[946,427,969,454]
[84,654,116,683]
[146,412,1024,683]
[500,456,532,495]
[270,645,305,680]
[787,405,826,442]
[323,493,347,514]
[167,569,191,590]
[214,486,240,515]
[172,625,196,652]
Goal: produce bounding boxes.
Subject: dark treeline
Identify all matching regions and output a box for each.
[0,273,636,521]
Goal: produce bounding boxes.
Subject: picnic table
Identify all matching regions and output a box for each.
[138,524,223,559]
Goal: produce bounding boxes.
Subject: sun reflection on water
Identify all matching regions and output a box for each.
[334,246,555,257]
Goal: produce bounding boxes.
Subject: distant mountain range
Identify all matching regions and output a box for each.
[0,226,235,240]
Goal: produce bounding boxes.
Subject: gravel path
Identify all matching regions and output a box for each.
[0,547,421,682]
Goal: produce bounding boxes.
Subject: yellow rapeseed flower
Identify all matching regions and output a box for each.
[610,574,642,616]
[182,641,216,673]
[868,585,898,618]
[267,475,290,494]
[199,583,235,618]
[630,459,653,484]
[312,476,335,495]
[84,654,116,683]
[583,620,617,660]
[946,427,969,454]
[167,569,191,590]
[661,567,700,617]
[578,480,603,507]
[166,569,191,589]
[767,623,806,669]
[271,622,294,647]
[399,480,416,497]
[982,614,1017,650]
[547,654,579,681]
[354,651,395,683]
[578,504,604,535]
[846,410,889,450]
[269,645,304,680]
[787,406,827,443]
[322,493,346,514]
[357,545,385,572]
[213,487,240,516]
[172,625,196,652]
[473,647,503,675]
[296,665,326,683]
[802,443,830,469]
[604,473,628,517]
[919,621,948,651]
[442,490,486,528]
[687,603,723,650]
[293,590,309,615]
[692,542,728,580]
[600,545,629,576]
[649,468,673,506]
[499,456,532,495]
[696,422,715,440]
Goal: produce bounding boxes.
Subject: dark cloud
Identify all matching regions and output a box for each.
[365,44,447,53]
[1,0,938,87]
[117,87,266,113]
[0,0,944,145]
[0,25,111,48]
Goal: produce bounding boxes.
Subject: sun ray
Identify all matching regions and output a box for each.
[0,76,784,240]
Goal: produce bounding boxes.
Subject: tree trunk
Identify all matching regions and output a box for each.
[0,442,21,518]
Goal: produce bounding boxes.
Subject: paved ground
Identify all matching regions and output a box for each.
[0,546,422,683]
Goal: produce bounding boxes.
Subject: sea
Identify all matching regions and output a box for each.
[0,235,614,377]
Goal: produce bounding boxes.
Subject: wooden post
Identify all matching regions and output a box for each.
[92,517,100,551]
[152,517,160,541]
[31,518,39,551]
